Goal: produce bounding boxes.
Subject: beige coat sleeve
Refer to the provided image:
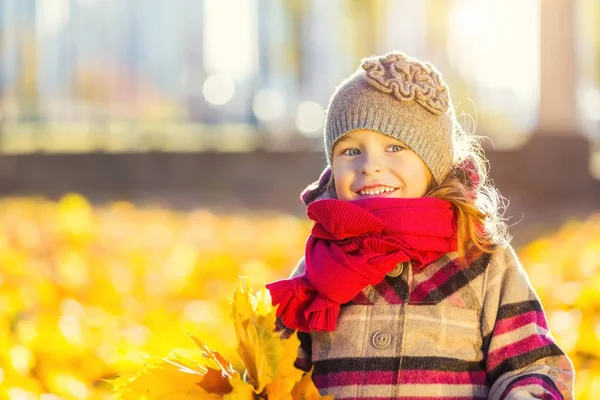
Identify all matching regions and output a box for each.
[482,244,575,399]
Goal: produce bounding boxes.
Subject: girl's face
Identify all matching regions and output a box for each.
[331,129,432,201]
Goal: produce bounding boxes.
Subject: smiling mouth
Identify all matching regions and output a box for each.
[356,186,398,196]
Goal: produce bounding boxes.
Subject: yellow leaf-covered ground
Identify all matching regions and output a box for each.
[0,194,598,399]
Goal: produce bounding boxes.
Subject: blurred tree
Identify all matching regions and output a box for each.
[346,0,390,59]
[15,29,38,122]
[425,0,451,61]
[282,0,306,87]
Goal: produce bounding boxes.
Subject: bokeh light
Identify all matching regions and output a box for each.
[202,73,235,106]
[252,89,286,121]
[295,101,325,137]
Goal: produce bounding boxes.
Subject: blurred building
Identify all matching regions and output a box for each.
[0,0,597,153]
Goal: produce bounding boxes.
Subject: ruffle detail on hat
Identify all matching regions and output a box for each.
[361,52,450,116]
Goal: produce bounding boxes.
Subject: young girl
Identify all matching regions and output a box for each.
[266,52,575,399]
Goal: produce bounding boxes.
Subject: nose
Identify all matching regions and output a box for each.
[359,153,382,175]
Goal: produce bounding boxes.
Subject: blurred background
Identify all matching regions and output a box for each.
[0,0,599,399]
[0,0,599,238]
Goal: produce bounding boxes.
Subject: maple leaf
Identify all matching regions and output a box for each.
[231,282,281,393]
[187,333,241,382]
[110,355,216,399]
[111,339,246,399]
[230,281,328,400]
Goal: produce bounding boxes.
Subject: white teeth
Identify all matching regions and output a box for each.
[359,187,396,196]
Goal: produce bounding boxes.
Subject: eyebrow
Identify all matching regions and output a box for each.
[335,135,355,146]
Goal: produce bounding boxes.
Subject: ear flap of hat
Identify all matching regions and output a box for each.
[300,166,337,206]
[452,155,482,199]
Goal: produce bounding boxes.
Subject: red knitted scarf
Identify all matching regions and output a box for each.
[266,197,458,332]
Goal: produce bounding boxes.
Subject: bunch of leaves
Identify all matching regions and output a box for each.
[111,281,331,399]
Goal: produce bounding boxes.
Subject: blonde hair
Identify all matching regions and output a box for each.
[425,119,510,263]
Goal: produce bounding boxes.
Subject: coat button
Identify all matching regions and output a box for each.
[371,330,392,349]
[386,262,406,277]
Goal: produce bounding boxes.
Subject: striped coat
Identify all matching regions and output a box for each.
[280,243,574,399]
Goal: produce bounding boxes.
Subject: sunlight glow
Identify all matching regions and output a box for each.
[447,0,540,133]
[37,0,70,36]
[203,73,235,105]
[203,0,258,80]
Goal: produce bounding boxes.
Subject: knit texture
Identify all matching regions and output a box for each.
[266,197,457,332]
[284,245,574,399]
[324,52,455,184]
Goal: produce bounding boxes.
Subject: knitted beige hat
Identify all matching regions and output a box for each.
[324,52,455,185]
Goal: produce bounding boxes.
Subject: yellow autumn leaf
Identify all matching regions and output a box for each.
[112,335,243,399]
[254,285,276,318]
[291,369,334,400]
[167,352,233,396]
[276,330,303,385]
[185,334,240,392]
[229,281,320,399]
[231,283,280,393]
[263,378,296,400]
[111,356,213,400]
[222,378,255,400]
[109,374,134,393]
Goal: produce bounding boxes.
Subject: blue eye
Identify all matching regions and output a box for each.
[387,145,405,152]
[343,148,360,156]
